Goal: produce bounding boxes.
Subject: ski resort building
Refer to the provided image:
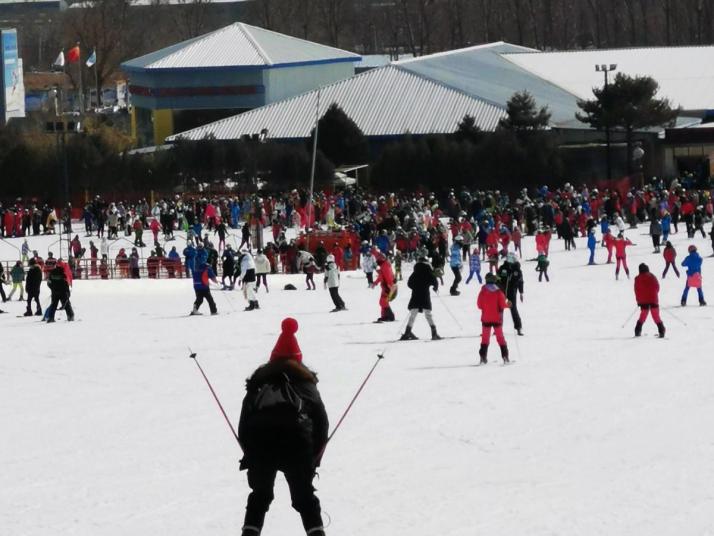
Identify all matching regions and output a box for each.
[121,22,361,147]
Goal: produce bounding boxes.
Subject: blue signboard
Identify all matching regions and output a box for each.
[0,28,25,124]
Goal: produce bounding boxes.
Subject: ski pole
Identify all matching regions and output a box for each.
[188,348,240,446]
[620,307,639,328]
[437,292,464,330]
[316,352,385,463]
[661,307,688,326]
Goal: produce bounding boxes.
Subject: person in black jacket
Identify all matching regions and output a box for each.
[237,318,328,536]
[496,253,524,335]
[46,262,74,322]
[24,258,43,316]
[400,249,442,340]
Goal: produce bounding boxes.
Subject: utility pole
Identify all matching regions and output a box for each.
[596,63,617,182]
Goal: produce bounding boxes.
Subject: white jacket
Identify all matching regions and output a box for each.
[361,253,377,273]
[324,261,340,288]
[240,253,256,274]
[254,253,271,274]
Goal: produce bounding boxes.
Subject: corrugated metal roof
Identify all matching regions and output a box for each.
[121,22,360,70]
[166,65,506,141]
[504,46,714,112]
[396,42,582,124]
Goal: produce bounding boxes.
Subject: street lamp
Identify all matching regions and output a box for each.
[595,64,617,181]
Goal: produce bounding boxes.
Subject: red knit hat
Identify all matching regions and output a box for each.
[270,318,303,362]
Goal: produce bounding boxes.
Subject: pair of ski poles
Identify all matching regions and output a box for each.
[188,347,384,462]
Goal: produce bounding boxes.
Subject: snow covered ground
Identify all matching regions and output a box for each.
[1,225,714,536]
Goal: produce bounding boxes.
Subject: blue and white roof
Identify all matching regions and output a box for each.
[122,22,360,71]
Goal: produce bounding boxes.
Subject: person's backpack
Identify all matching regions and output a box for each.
[249,373,308,429]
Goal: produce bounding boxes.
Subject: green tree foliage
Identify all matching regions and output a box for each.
[498,91,552,131]
[311,103,369,167]
[454,114,483,144]
[576,73,678,174]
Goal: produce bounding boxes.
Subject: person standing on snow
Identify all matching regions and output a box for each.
[681,245,706,306]
[650,217,662,253]
[477,273,510,364]
[449,235,463,296]
[190,261,218,316]
[603,228,615,263]
[239,250,259,311]
[614,233,633,280]
[662,241,680,279]
[7,261,25,301]
[323,254,346,312]
[372,254,396,322]
[634,263,665,338]
[254,248,271,293]
[465,245,482,285]
[24,258,42,316]
[496,253,524,335]
[587,227,597,265]
[46,262,74,323]
[400,249,441,341]
[237,317,328,536]
[536,253,550,282]
[361,249,377,287]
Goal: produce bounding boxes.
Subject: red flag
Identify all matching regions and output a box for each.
[67,46,80,63]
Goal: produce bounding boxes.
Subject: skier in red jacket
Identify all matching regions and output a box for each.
[372,255,396,322]
[603,229,615,263]
[662,241,680,279]
[476,273,510,364]
[614,233,633,280]
[634,263,665,337]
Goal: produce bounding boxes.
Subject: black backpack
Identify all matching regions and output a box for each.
[249,373,308,429]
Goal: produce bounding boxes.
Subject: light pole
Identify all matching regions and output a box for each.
[595,63,617,182]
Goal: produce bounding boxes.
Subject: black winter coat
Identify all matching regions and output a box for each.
[25,265,42,294]
[47,266,70,298]
[238,359,328,469]
[497,262,524,298]
[407,261,438,310]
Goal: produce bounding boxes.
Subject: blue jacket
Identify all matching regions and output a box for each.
[661,215,671,233]
[449,243,463,268]
[195,247,208,266]
[183,245,196,269]
[168,249,181,261]
[600,218,609,234]
[682,251,703,276]
[469,254,481,271]
[587,233,597,250]
[375,235,390,254]
[192,263,216,290]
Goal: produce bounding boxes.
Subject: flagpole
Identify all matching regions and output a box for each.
[78,43,84,113]
[94,62,99,108]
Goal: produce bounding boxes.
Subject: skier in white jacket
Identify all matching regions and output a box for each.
[254,249,271,293]
[361,251,377,287]
[324,254,346,312]
[239,251,259,310]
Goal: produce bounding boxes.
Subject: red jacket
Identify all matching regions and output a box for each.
[477,284,509,324]
[663,246,676,263]
[634,272,659,306]
[614,238,632,258]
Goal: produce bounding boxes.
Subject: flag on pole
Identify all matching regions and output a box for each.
[53,50,65,68]
[86,49,96,68]
[67,46,81,64]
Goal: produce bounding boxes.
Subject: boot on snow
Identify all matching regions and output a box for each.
[306,527,326,536]
[400,327,418,341]
[500,344,510,364]
[190,307,202,316]
[634,321,643,337]
[244,302,255,311]
[657,322,666,338]
[241,526,261,536]
[478,344,488,364]
[430,325,442,340]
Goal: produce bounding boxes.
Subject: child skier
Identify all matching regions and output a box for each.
[681,245,706,306]
[662,241,680,279]
[449,236,463,296]
[536,253,550,282]
[477,273,510,364]
[465,246,482,284]
[634,263,665,338]
[361,250,377,287]
[191,261,218,316]
[603,228,615,263]
[614,233,633,280]
[587,227,597,265]
[372,254,396,322]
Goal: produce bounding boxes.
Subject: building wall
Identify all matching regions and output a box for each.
[264,61,355,103]
[126,68,266,111]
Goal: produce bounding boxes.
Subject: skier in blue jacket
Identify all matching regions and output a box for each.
[587,227,597,265]
[191,262,218,315]
[449,236,464,295]
[183,243,196,277]
[681,245,706,306]
[465,246,482,284]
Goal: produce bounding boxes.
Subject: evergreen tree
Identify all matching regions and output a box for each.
[311,103,369,167]
[498,91,552,131]
[455,114,483,144]
[577,73,678,174]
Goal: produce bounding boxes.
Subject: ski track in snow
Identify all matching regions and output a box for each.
[1,225,714,535]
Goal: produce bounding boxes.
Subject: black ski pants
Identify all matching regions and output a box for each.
[48,293,74,321]
[194,288,217,314]
[244,463,323,532]
[329,286,345,309]
[507,293,522,330]
[450,266,462,293]
[26,290,41,314]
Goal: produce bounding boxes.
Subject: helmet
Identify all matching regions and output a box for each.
[506,253,517,264]
[454,235,463,243]
[326,254,335,263]
[688,245,697,253]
